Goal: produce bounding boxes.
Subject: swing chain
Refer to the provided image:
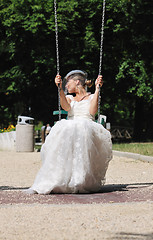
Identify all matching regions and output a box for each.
[98,0,106,123]
[54,0,60,75]
[58,85,61,120]
[54,0,61,120]
[98,90,101,123]
[99,0,106,76]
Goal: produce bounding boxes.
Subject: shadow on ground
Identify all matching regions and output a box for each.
[0,182,152,205]
[111,231,153,240]
[0,182,153,192]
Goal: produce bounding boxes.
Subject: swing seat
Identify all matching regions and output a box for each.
[53,110,68,124]
[95,115,107,126]
[53,111,106,126]
[99,114,107,125]
[53,110,68,116]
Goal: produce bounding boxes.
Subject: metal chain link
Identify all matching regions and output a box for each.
[98,0,106,123]
[54,0,61,120]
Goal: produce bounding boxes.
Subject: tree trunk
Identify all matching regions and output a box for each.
[133,97,145,141]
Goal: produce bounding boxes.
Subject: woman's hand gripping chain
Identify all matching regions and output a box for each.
[95,75,103,90]
[55,74,62,89]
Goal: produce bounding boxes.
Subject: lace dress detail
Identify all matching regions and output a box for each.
[28,94,112,194]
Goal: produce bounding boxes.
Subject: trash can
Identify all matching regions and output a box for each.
[16,116,34,152]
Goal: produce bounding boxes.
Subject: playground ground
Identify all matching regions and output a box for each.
[0,151,153,240]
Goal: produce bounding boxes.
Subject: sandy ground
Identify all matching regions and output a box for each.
[0,151,153,240]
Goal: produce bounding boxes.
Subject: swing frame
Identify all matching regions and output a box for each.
[54,0,106,122]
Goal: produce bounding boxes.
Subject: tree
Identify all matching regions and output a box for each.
[112,0,153,140]
[0,0,57,125]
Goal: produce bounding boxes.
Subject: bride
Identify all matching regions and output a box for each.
[27,70,112,194]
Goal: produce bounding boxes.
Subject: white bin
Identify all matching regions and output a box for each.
[16,116,34,152]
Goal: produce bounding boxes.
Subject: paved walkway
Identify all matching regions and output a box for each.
[0,151,153,240]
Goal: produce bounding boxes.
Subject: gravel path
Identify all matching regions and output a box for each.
[0,151,153,240]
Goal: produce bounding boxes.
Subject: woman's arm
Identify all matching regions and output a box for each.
[89,75,103,116]
[55,75,71,111]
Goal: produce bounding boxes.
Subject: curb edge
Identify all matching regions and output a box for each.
[113,150,153,163]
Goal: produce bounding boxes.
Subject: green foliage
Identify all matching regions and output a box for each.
[116,59,153,101]
[0,66,26,94]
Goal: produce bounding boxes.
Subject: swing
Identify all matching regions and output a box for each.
[53,0,106,123]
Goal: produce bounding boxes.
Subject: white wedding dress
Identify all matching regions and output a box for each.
[28,94,112,194]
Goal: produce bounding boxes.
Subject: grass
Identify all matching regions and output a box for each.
[112,142,153,157]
